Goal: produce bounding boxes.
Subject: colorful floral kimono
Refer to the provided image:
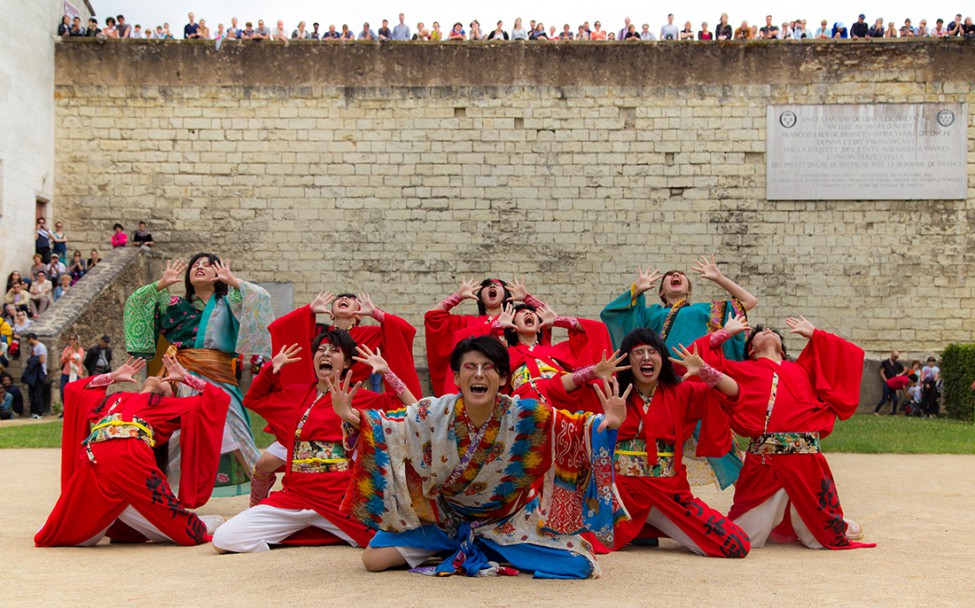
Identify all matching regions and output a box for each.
[341,393,627,578]
[601,288,748,489]
[124,280,273,496]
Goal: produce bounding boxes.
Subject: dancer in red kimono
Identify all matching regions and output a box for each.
[492,301,613,412]
[606,327,750,557]
[212,329,416,552]
[705,315,875,550]
[35,355,230,547]
[249,290,422,506]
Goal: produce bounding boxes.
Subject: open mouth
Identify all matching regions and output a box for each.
[470,383,489,395]
[639,363,656,377]
[524,315,535,327]
[194,269,207,278]
[670,277,682,287]
[487,287,498,299]
[318,361,334,374]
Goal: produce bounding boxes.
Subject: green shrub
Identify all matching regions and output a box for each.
[941,343,975,422]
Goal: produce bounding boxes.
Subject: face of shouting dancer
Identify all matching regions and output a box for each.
[512,306,540,339]
[331,294,360,321]
[478,280,506,311]
[747,326,786,360]
[659,271,691,304]
[454,350,506,411]
[628,343,663,391]
[188,256,218,288]
[314,338,352,386]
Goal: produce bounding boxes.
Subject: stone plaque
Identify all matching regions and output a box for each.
[767,103,967,200]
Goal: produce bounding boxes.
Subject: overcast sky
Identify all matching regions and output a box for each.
[87,1,966,32]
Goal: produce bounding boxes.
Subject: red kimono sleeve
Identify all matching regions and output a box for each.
[60,378,106,489]
[544,317,614,370]
[682,378,736,458]
[243,365,310,441]
[424,308,484,397]
[376,312,422,398]
[270,305,318,386]
[796,329,865,420]
[175,384,232,508]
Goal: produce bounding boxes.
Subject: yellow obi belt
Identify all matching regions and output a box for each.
[291,440,349,473]
[511,362,561,391]
[85,414,155,448]
[615,438,676,478]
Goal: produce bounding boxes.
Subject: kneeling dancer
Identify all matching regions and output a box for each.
[707,316,875,549]
[212,330,416,553]
[336,336,628,578]
[35,356,229,547]
[608,327,749,557]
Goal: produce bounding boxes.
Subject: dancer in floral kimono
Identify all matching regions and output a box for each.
[212,330,416,553]
[705,316,875,550]
[335,336,629,579]
[607,327,749,557]
[492,301,612,412]
[601,256,758,490]
[248,290,422,506]
[35,356,229,547]
[124,256,273,497]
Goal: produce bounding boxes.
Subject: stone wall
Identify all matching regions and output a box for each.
[53,40,975,406]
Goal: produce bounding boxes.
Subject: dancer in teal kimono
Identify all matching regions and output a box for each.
[601,255,758,490]
[124,255,274,497]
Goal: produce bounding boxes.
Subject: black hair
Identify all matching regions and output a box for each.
[616,328,680,397]
[450,335,510,379]
[475,279,510,316]
[311,328,357,367]
[184,252,228,301]
[503,303,542,346]
[334,292,357,300]
[908,373,919,382]
[658,270,692,304]
[745,325,788,359]
[113,223,124,231]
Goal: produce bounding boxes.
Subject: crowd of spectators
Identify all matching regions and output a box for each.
[61,11,975,43]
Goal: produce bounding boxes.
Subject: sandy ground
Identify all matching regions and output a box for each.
[3,450,973,608]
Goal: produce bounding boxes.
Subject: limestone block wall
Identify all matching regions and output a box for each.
[53,40,975,386]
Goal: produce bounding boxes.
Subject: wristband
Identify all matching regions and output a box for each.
[523,294,546,309]
[697,363,723,388]
[571,364,598,386]
[183,374,207,392]
[383,370,408,395]
[554,315,580,330]
[438,292,464,311]
[89,373,115,388]
[709,329,732,349]
[370,307,386,323]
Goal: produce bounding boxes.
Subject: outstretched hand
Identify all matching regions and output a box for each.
[668,343,705,380]
[634,265,662,296]
[157,259,187,290]
[535,303,557,328]
[159,354,189,384]
[786,316,815,339]
[497,303,517,329]
[594,349,629,379]
[456,278,480,301]
[594,376,631,432]
[691,253,723,282]
[310,290,335,315]
[325,372,363,426]
[356,292,375,317]
[724,313,750,336]
[507,277,530,302]
[211,259,240,289]
[112,356,146,384]
[272,343,302,374]
[352,344,389,375]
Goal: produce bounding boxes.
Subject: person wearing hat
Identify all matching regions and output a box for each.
[84,335,113,376]
[851,14,869,38]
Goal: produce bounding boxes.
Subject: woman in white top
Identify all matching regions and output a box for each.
[511,17,528,40]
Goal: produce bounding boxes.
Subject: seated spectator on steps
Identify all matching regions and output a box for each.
[132,221,155,247]
[13,310,32,336]
[69,251,87,282]
[30,271,53,316]
[88,250,102,270]
[1,373,24,417]
[4,283,30,315]
[54,275,73,303]
[47,254,66,283]
[112,224,128,248]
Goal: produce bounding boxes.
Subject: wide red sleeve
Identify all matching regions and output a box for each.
[682,381,735,458]
[424,308,483,397]
[377,312,422,398]
[546,317,614,370]
[243,364,306,441]
[60,378,106,489]
[796,329,865,420]
[270,304,318,386]
[175,384,232,509]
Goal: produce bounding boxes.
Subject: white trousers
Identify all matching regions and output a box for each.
[645,507,705,555]
[732,488,823,549]
[80,505,174,546]
[212,504,356,553]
